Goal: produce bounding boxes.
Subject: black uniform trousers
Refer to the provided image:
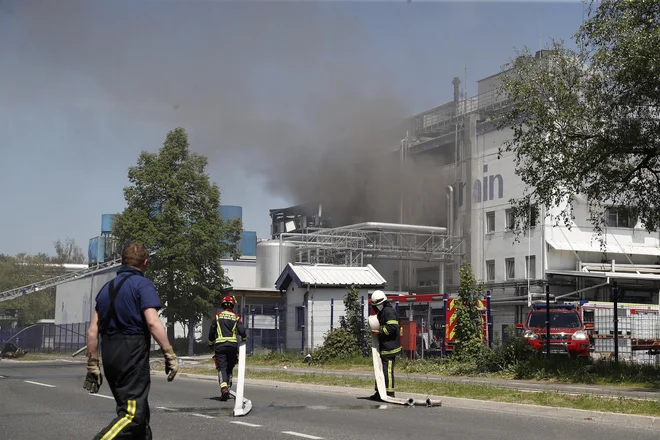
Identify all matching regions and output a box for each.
[374,355,396,394]
[94,334,152,440]
[213,343,238,388]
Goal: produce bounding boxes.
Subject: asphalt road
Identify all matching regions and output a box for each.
[1,360,658,440]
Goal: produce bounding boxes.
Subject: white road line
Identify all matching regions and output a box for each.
[191,413,214,419]
[282,431,324,440]
[24,380,56,388]
[91,394,114,400]
[0,375,5,378]
[156,406,177,411]
[230,421,262,428]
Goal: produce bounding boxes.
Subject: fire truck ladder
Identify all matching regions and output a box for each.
[0,257,123,303]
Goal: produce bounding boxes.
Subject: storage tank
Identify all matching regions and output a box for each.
[240,231,257,257]
[101,214,117,234]
[256,240,297,288]
[219,205,243,222]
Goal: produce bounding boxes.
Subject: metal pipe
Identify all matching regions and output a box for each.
[545,284,551,359]
[613,281,619,363]
[330,298,334,331]
[447,186,454,239]
[335,222,447,235]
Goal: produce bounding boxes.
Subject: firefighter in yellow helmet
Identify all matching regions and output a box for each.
[208,295,247,401]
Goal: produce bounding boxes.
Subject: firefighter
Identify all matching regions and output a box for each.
[208,295,247,401]
[84,242,178,440]
[369,290,401,401]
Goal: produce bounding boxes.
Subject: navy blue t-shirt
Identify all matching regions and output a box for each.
[95,266,162,335]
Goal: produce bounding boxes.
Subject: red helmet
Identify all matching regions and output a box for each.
[221,295,235,309]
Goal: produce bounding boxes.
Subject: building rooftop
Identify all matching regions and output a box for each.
[275,263,387,291]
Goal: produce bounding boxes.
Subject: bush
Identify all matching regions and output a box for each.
[312,328,362,363]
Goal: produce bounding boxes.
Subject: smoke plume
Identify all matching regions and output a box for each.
[4,0,452,227]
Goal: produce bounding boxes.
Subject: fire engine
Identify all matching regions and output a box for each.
[368,293,490,359]
[516,303,593,357]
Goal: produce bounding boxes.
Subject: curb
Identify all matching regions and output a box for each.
[164,371,660,430]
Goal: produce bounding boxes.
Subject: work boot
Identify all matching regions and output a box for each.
[368,392,384,402]
[220,386,229,401]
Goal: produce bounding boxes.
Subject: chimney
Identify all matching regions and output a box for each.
[452,77,461,105]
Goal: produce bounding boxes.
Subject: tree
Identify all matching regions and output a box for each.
[111,127,243,356]
[0,254,58,327]
[53,237,86,264]
[454,260,485,360]
[495,0,660,243]
[339,285,363,345]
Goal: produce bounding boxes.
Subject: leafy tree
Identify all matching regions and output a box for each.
[495,0,660,243]
[0,254,58,327]
[339,285,363,345]
[111,127,243,355]
[53,237,86,264]
[454,260,486,360]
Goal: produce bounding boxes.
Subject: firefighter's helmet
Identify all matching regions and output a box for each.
[221,295,235,309]
[371,290,387,306]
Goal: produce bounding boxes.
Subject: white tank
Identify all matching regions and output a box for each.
[256,240,297,289]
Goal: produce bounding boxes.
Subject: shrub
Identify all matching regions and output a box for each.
[312,328,362,363]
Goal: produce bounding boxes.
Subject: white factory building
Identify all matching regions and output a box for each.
[404,51,660,341]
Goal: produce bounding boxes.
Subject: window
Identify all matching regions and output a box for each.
[525,256,536,279]
[445,265,454,285]
[486,260,495,281]
[486,211,495,233]
[529,204,538,228]
[505,258,515,280]
[295,306,305,331]
[605,207,636,228]
[505,209,515,230]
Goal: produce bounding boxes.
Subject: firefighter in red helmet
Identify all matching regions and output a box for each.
[208,295,247,401]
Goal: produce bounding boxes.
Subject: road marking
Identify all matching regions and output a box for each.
[191,413,214,419]
[230,421,262,427]
[0,375,5,378]
[91,394,114,400]
[156,406,177,411]
[282,431,324,440]
[24,380,56,388]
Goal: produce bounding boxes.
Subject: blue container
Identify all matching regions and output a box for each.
[88,237,100,264]
[101,214,117,234]
[240,231,257,257]
[219,205,242,222]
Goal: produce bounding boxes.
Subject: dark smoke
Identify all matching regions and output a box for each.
[5,0,452,227]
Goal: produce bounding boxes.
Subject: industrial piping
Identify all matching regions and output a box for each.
[336,222,447,235]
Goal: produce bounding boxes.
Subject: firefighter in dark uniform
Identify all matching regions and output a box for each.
[369,290,401,401]
[208,295,247,401]
[84,242,179,440]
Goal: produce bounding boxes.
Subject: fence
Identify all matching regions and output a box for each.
[0,322,89,355]
[238,303,286,355]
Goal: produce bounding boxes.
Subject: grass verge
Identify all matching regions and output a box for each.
[179,365,660,417]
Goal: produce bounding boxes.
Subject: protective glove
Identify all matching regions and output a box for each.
[207,340,214,349]
[161,346,178,382]
[83,355,103,393]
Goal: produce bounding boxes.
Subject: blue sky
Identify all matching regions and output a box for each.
[0,0,585,257]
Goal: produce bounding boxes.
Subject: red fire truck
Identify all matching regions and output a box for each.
[516,303,593,357]
[368,293,491,359]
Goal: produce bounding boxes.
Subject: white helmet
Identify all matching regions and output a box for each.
[371,290,387,307]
